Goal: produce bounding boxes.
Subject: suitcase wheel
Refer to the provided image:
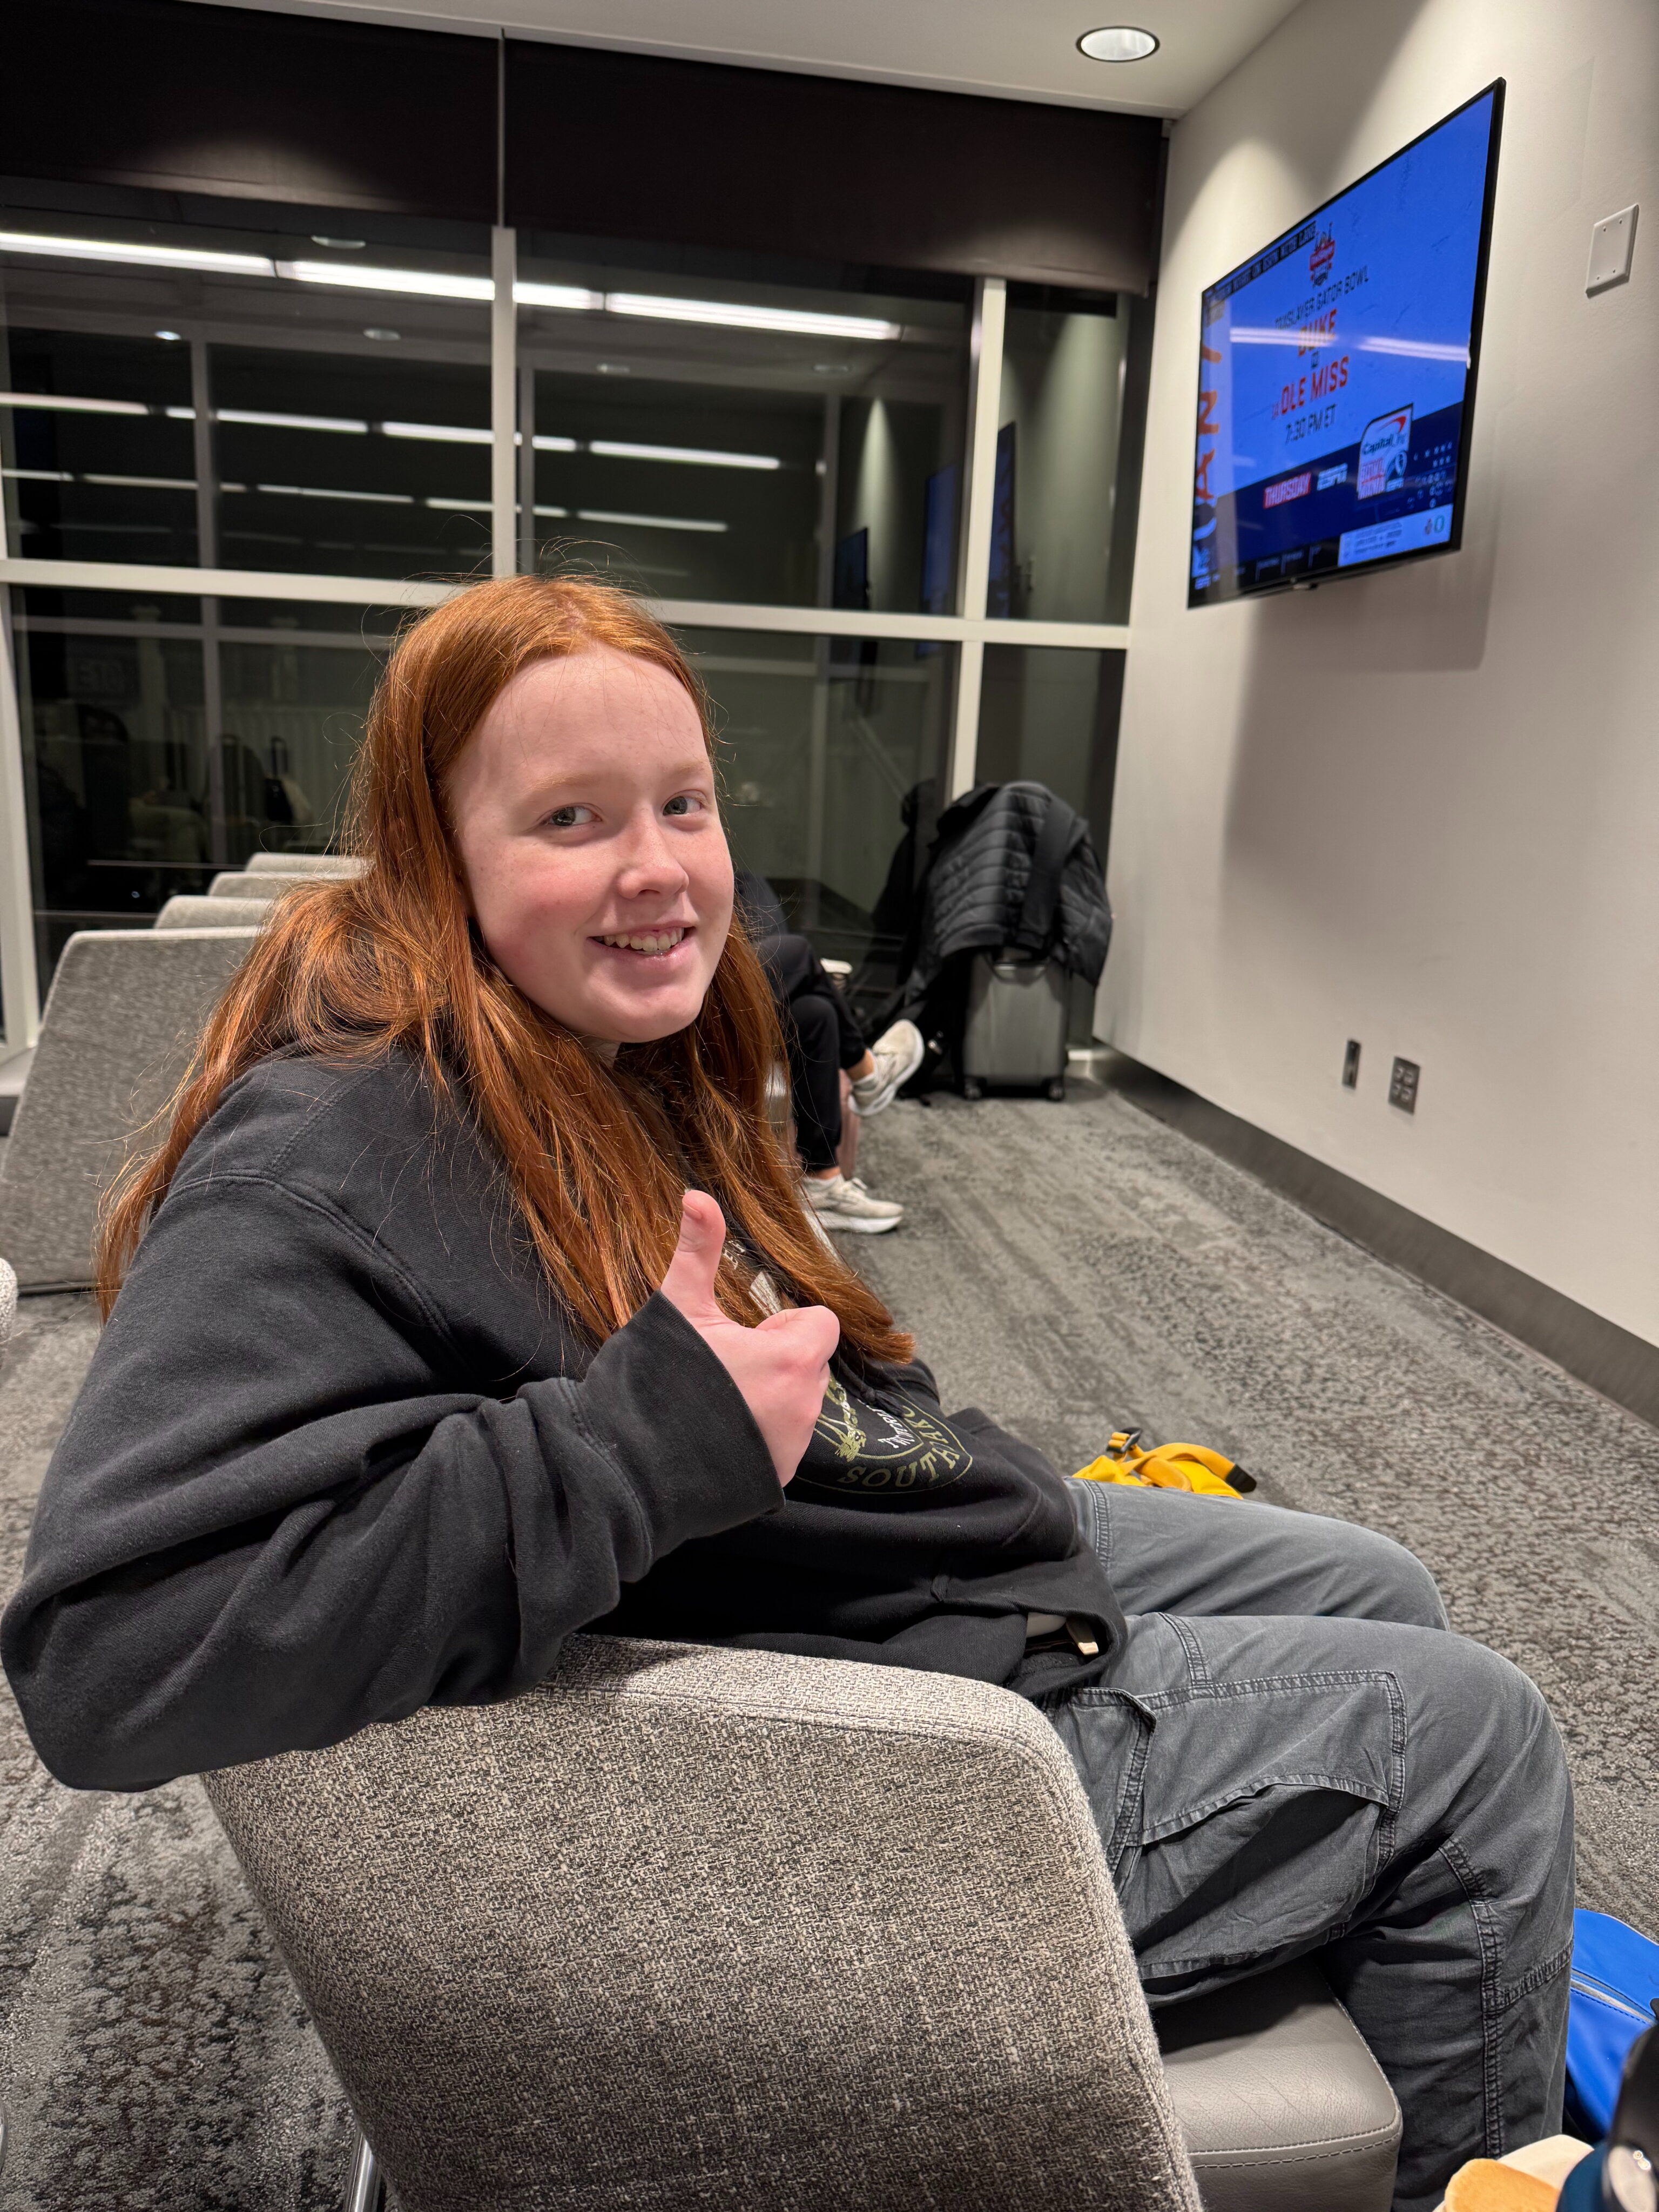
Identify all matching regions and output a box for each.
[1046,1077,1066,1103]
[961,1077,984,1103]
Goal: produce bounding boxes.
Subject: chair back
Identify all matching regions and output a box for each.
[206,1636,1200,2212]
[208,861,363,899]
[245,853,365,876]
[156,895,271,930]
[207,871,317,899]
[0,927,254,1289]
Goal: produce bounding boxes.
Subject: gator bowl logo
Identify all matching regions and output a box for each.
[1309,231,1336,284]
[798,1377,974,1495]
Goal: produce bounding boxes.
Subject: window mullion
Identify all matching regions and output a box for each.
[949,275,1006,799]
[491,226,517,580]
[0,594,41,1055]
[190,336,229,866]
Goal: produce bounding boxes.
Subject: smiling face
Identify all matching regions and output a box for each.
[447,645,733,1047]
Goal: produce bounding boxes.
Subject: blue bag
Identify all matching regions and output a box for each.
[1567,1908,1659,2138]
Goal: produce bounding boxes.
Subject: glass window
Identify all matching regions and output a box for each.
[211,346,492,579]
[15,588,210,973]
[12,585,391,980]
[0,192,493,582]
[213,614,393,861]
[990,287,1148,623]
[975,644,1124,827]
[680,629,956,973]
[520,243,970,610]
[975,643,1123,1049]
[2,328,198,564]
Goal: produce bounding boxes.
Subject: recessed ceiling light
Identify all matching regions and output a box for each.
[154,328,183,341]
[363,327,401,341]
[1078,25,1159,61]
[311,235,366,249]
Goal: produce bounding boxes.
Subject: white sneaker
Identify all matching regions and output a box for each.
[849,1020,925,1118]
[806,1173,905,1234]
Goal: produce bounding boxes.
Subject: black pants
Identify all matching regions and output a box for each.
[759,933,868,1171]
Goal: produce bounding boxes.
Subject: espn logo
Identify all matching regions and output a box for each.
[1263,471,1312,509]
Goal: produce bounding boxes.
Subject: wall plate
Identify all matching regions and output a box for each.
[1342,1038,1361,1089]
[1388,1057,1420,1113]
[1587,204,1638,294]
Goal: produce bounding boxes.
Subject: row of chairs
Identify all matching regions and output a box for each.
[0,854,1402,2210]
[0,855,357,1291]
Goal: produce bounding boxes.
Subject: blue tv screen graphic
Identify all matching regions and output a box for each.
[1189,85,1501,606]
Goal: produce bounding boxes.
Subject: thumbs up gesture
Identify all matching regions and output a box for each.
[660,1191,840,1486]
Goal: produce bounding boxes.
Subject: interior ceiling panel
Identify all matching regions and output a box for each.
[178,0,1305,118]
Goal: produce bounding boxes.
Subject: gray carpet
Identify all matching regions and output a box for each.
[0,1078,1653,2204]
[850,1077,1659,1932]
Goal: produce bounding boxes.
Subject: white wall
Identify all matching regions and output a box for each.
[1101,0,1659,1345]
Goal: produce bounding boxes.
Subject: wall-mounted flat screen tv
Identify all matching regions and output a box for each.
[1189,82,1503,606]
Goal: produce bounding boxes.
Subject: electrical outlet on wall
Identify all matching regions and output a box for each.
[1342,1039,1361,1089]
[1388,1057,1420,1113]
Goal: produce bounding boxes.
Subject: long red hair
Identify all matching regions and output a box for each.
[96,575,912,1363]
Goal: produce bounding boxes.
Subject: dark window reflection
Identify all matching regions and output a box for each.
[215,626,385,859]
[523,246,969,610]
[18,615,208,970]
[994,287,1151,624]
[976,644,1124,836]
[15,590,387,981]
[211,347,492,578]
[685,630,955,986]
[1,196,494,585]
[3,329,198,563]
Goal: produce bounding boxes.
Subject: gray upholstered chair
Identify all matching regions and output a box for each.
[208,859,363,900]
[0,927,254,1290]
[205,1635,1400,2212]
[156,895,272,930]
[245,853,365,876]
[206,870,315,899]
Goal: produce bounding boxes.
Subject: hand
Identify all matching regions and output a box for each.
[659,1191,839,1486]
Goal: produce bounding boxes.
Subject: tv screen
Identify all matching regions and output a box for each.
[1189,82,1503,606]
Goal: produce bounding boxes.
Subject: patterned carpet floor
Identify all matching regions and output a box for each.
[0,1074,1653,2204]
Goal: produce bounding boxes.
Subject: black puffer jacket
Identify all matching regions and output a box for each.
[882,781,1111,1021]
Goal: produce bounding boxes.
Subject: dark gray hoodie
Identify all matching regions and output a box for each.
[2,1049,1122,1790]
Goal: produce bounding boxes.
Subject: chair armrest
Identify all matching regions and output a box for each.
[208,1635,1199,2212]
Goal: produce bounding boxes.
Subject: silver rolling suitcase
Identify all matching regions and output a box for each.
[960,952,1069,1101]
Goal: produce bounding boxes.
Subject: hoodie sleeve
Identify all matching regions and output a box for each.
[1,1172,782,1791]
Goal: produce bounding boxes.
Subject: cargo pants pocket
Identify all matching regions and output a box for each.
[1057,1642,1406,2004]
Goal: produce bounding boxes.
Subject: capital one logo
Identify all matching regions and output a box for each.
[1310,231,1336,283]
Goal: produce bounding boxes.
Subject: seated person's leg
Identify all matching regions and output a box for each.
[785,993,846,1177]
[1069,1473,1448,1628]
[758,931,923,1115]
[1049,1609,1572,2212]
[758,931,908,1230]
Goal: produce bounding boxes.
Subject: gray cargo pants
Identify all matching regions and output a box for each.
[1045,1481,1573,2212]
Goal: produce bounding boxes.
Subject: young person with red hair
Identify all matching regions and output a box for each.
[2,578,1570,2212]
